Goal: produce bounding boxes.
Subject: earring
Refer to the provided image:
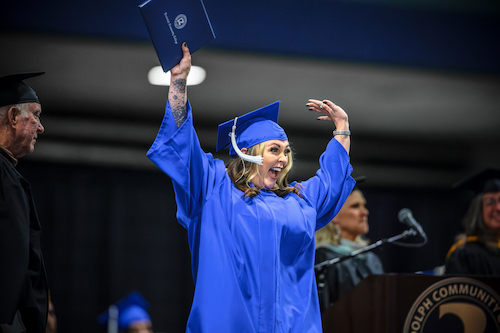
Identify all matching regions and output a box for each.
[333,224,341,245]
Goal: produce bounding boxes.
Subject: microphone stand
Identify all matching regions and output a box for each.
[315,228,417,271]
[314,228,417,299]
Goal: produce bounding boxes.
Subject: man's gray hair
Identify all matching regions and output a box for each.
[0,103,30,124]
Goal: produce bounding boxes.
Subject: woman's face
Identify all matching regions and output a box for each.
[482,191,500,236]
[127,321,153,333]
[333,190,369,241]
[246,140,290,190]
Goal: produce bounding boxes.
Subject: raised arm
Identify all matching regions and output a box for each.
[169,42,192,128]
[306,99,350,154]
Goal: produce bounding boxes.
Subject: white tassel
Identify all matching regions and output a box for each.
[230,117,263,165]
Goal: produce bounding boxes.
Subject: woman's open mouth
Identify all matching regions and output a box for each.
[269,167,282,178]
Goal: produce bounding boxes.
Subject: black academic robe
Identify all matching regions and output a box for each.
[0,149,48,332]
[445,239,500,276]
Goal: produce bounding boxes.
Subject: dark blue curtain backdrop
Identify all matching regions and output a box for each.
[1,0,499,74]
[18,159,469,332]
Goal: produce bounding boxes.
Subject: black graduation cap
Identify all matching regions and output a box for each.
[354,175,366,185]
[0,72,44,107]
[351,176,366,192]
[452,168,500,195]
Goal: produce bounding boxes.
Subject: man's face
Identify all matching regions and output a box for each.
[12,102,44,158]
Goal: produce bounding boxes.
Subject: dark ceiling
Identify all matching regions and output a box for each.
[1,0,500,188]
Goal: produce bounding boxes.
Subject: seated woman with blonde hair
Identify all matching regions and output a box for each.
[314,178,384,313]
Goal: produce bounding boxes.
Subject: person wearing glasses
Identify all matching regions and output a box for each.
[445,168,500,275]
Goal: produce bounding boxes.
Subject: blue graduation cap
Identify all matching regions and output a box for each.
[98,291,151,331]
[0,72,44,107]
[216,101,287,164]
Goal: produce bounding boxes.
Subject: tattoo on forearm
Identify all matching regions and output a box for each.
[170,78,187,128]
[172,104,187,128]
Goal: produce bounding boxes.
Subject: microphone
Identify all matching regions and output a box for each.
[398,208,427,240]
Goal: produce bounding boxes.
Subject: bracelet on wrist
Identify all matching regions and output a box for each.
[332,130,351,136]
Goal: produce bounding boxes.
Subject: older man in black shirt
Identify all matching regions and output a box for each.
[0,72,48,332]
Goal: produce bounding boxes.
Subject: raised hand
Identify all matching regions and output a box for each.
[170,42,192,82]
[306,99,348,129]
[169,42,191,128]
[306,99,350,153]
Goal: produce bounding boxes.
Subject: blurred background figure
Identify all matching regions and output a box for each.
[46,292,57,333]
[314,177,384,313]
[445,168,500,275]
[98,291,153,333]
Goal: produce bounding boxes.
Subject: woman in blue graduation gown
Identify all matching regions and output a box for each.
[147,43,355,332]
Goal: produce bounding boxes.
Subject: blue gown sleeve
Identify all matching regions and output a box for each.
[146,100,226,229]
[299,138,355,230]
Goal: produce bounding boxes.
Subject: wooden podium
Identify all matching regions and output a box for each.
[321,274,500,333]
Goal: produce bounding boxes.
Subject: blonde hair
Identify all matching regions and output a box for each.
[315,222,341,245]
[315,220,369,247]
[227,141,301,198]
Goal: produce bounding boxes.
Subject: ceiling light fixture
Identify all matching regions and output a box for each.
[148,65,206,86]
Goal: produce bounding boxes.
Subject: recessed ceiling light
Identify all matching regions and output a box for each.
[148,66,206,86]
